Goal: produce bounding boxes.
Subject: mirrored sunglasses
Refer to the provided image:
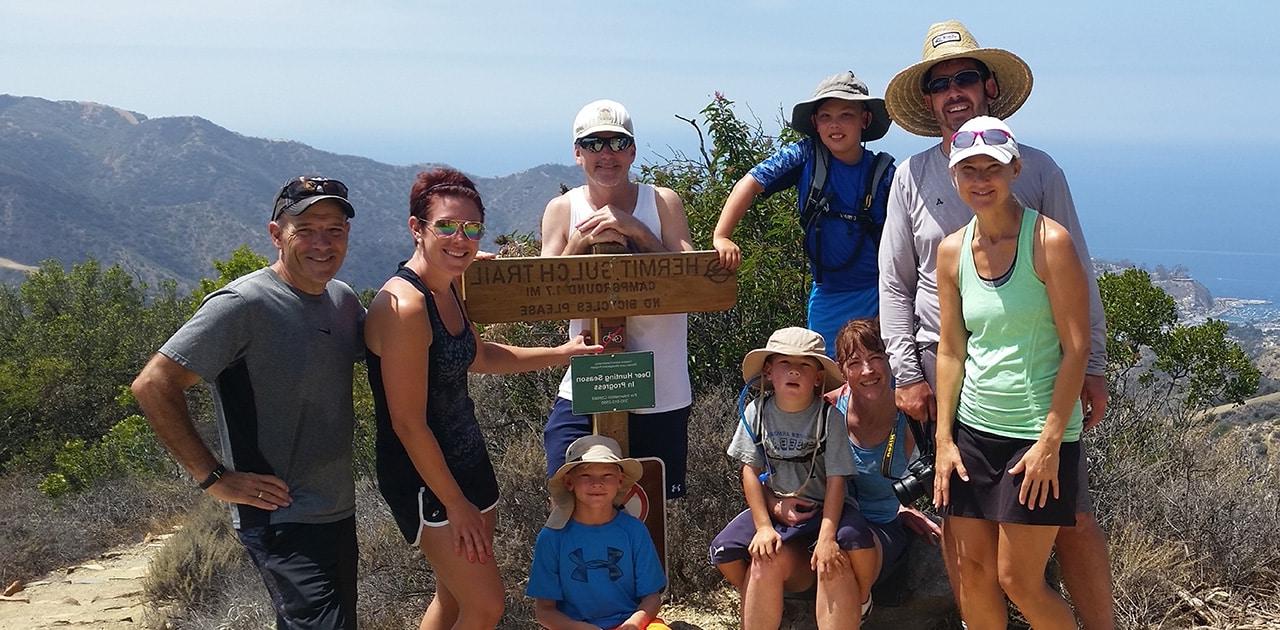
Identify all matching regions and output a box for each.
[576,135,634,153]
[425,218,485,241]
[923,69,986,95]
[951,129,1014,149]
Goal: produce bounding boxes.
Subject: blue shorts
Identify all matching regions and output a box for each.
[868,517,909,586]
[236,516,358,630]
[807,284,878,357]
[544,396,689,499]
[708,502,877,566]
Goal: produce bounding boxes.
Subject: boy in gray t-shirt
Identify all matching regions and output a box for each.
[709,327,880,627]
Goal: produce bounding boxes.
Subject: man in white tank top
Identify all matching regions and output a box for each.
[539,99,695,499]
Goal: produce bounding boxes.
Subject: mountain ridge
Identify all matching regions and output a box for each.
[0,94,581,290]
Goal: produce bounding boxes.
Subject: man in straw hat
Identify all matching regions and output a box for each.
[879,20,1114,629]
[528,435,670,630]
[713,72,895,354]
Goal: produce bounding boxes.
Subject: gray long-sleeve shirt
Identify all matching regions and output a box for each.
[878,142,1106,387]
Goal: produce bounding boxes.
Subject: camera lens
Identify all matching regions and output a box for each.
[892,459,935,506]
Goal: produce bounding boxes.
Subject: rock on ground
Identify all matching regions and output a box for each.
[0,532,173,629]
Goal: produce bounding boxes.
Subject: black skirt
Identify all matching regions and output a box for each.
[944,422,1079,527]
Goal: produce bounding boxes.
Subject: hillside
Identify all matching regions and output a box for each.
[0,94,581,290]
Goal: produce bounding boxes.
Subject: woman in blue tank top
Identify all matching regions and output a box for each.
[764,319,944,611]
[933,118,1091,629]
[364,168,600,628]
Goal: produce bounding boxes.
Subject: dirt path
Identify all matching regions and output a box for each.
[1202,390,1280,417]
[0,530,174,629]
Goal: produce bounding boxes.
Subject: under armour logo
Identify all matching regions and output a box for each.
[570,547,624,582]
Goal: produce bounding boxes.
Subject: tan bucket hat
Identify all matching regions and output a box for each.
[790,71,891,141]
[546,435,644,530]
[885,20,1034,137]
[741,327,844,392]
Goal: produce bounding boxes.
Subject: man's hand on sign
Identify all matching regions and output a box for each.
[558,334,604,363]
[473,250,497,260]
[576,225,628,250]
[576,206,645,241]
[712,235,742,271]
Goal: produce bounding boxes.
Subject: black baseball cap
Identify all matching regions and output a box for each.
[271,176,355,221]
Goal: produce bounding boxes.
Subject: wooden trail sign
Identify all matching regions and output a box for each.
[461,250,736,324]
[463,248,738,576]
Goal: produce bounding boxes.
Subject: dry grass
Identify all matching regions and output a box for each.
[1092,396,1280,629]
[0,474,189,585]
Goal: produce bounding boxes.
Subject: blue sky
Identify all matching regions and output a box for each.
[3,2,1278,297]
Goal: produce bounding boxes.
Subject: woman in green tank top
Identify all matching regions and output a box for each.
[931,117,1092,630]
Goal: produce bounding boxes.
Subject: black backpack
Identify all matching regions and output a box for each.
[798,143,894,284]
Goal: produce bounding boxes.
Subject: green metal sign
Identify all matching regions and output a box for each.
[569,351,656,415]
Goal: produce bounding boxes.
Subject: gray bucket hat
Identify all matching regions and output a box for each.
[790,71,891,141]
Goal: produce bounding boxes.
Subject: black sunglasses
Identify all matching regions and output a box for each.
[923,69,987,95]
[281,177,348,201]
[576,135,634,153]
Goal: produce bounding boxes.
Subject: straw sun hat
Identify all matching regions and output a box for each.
[885,20,1034,138]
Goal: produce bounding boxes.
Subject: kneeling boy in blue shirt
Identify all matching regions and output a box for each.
[528,436,669,630]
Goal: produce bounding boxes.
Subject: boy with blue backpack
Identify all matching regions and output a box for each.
[712,71,895,355]
[709,327,881,628]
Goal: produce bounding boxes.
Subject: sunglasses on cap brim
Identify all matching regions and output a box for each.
[951,129,1014,149]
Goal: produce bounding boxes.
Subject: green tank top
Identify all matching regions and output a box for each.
[956,208,1082,442]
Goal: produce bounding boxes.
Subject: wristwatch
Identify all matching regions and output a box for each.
[198,463,227,490]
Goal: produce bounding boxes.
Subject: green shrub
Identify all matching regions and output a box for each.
[641,94,809,392]
[39,414,174,497]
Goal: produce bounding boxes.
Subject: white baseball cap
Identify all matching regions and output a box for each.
[948,116,1021,168]
[572,99,634,141]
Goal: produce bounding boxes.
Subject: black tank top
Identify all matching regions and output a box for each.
[368,265,491,499]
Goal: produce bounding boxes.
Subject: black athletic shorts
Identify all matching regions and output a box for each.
[943,422,1079,527]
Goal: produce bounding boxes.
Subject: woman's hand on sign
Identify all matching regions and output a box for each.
[558,335,604,362]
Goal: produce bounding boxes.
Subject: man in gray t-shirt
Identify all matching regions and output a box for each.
[132,176,363,630]
[879,21,1115,629]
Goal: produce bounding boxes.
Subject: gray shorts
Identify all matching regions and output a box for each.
[918,343,1094,514]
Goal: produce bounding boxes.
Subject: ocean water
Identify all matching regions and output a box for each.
[1092,247,1280,325]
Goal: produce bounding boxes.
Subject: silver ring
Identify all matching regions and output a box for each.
[256,491,263,499]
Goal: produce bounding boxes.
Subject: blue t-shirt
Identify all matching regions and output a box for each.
[835,389,909,524]
[527,511,666,628]
[749,139,893,353]
[748,138,893,293]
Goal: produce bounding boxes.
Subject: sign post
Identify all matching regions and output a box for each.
[462,249,736,570]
